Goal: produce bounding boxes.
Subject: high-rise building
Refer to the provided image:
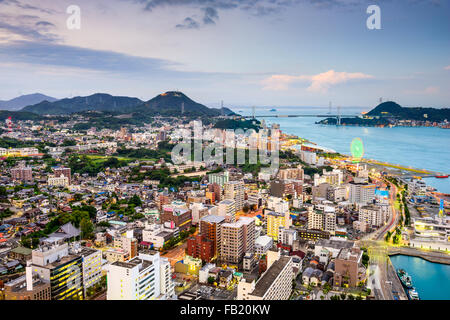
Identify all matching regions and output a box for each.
[237,249,294,300]
[359,205,385,228]
[186,234,214,262]
[224,181,245,212]
[28,243,98,300]
[220,217,255,264]
[307,209,336,235]
[53,167,71,185]
[11,166,33,182]
[200,215,225,259]
[107,250,174,300]
[266,211,292,242]
[218,199,236,222]
[349,182,376,205]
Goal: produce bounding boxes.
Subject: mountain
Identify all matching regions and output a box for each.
[22,93,143,115]
[135,91,236,117]
[367,101,450,122]
[21,91,236,117]
[0,93,57,111]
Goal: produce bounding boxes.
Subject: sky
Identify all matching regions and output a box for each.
[0,0,449,109]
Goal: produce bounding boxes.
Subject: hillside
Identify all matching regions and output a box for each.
[0,93,57,111]
[366,101,450,122]
[0,110,42,121]
[22,93,143,115]
[21,91,236,117]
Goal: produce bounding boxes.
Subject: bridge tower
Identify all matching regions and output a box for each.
[337,106,341,125]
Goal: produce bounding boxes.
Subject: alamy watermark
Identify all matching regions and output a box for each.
[171,121,280,172]
[67,5,81,30]
[367,5,381,30]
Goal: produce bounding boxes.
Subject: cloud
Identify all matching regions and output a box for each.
[404,86,440,95]
[176,17,200,29]
[203,7,219,25]
[445,66,450,70]
[262,70,374,92]
[130,0,298,28]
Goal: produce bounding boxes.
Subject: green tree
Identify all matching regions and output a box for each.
[80,218,94,239]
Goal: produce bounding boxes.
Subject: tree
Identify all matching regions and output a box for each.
[207,276,215,285]
[340,293,346,300]
[129,194,142,207]
[80,218,94,239]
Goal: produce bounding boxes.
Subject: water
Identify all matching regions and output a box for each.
[390,255,450,300]
[233,106,450,193]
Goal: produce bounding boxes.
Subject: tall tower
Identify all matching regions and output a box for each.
[221,100,224,116]
[328,101,332,114]
[337,106,341,126]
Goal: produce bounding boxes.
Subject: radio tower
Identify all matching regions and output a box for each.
[221,100,224,116]
[5,117,12,133]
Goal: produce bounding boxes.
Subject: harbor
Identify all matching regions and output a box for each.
[390,254,450,300]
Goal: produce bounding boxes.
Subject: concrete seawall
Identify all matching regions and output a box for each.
[388,247,450,265]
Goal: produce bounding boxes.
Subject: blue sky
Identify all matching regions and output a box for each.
[0,0,449,108]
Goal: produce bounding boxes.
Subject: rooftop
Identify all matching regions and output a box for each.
[251,256,291,297]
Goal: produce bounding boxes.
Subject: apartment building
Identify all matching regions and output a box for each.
[107,250,174,300]
[266,211,292,241]
[220,217,255,264]
[224,181,245,212]
[218,199,236,222]
[11,166,33,182]
[199,215,225,258]
[237,250,294,300]
[349,182,376,205]
[359,205,385,228]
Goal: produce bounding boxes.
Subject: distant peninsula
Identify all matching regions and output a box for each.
[317,101,450,127]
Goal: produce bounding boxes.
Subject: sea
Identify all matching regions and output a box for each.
[390,255,450,300]
[233,106,450,194]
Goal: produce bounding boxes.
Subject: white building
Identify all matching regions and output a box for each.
[107,250,174,300]
[218,199,236,222]
[359,205,385,228]
[349,182,376,205]
[237,250,293,300]
[255,235,273,257]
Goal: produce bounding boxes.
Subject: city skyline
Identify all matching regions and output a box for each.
[0,0,449,108]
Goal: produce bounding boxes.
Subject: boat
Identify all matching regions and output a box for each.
[435,175,449,179]
[408,288,420,300]
[269,108,277,112]
[397,269,413,289]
